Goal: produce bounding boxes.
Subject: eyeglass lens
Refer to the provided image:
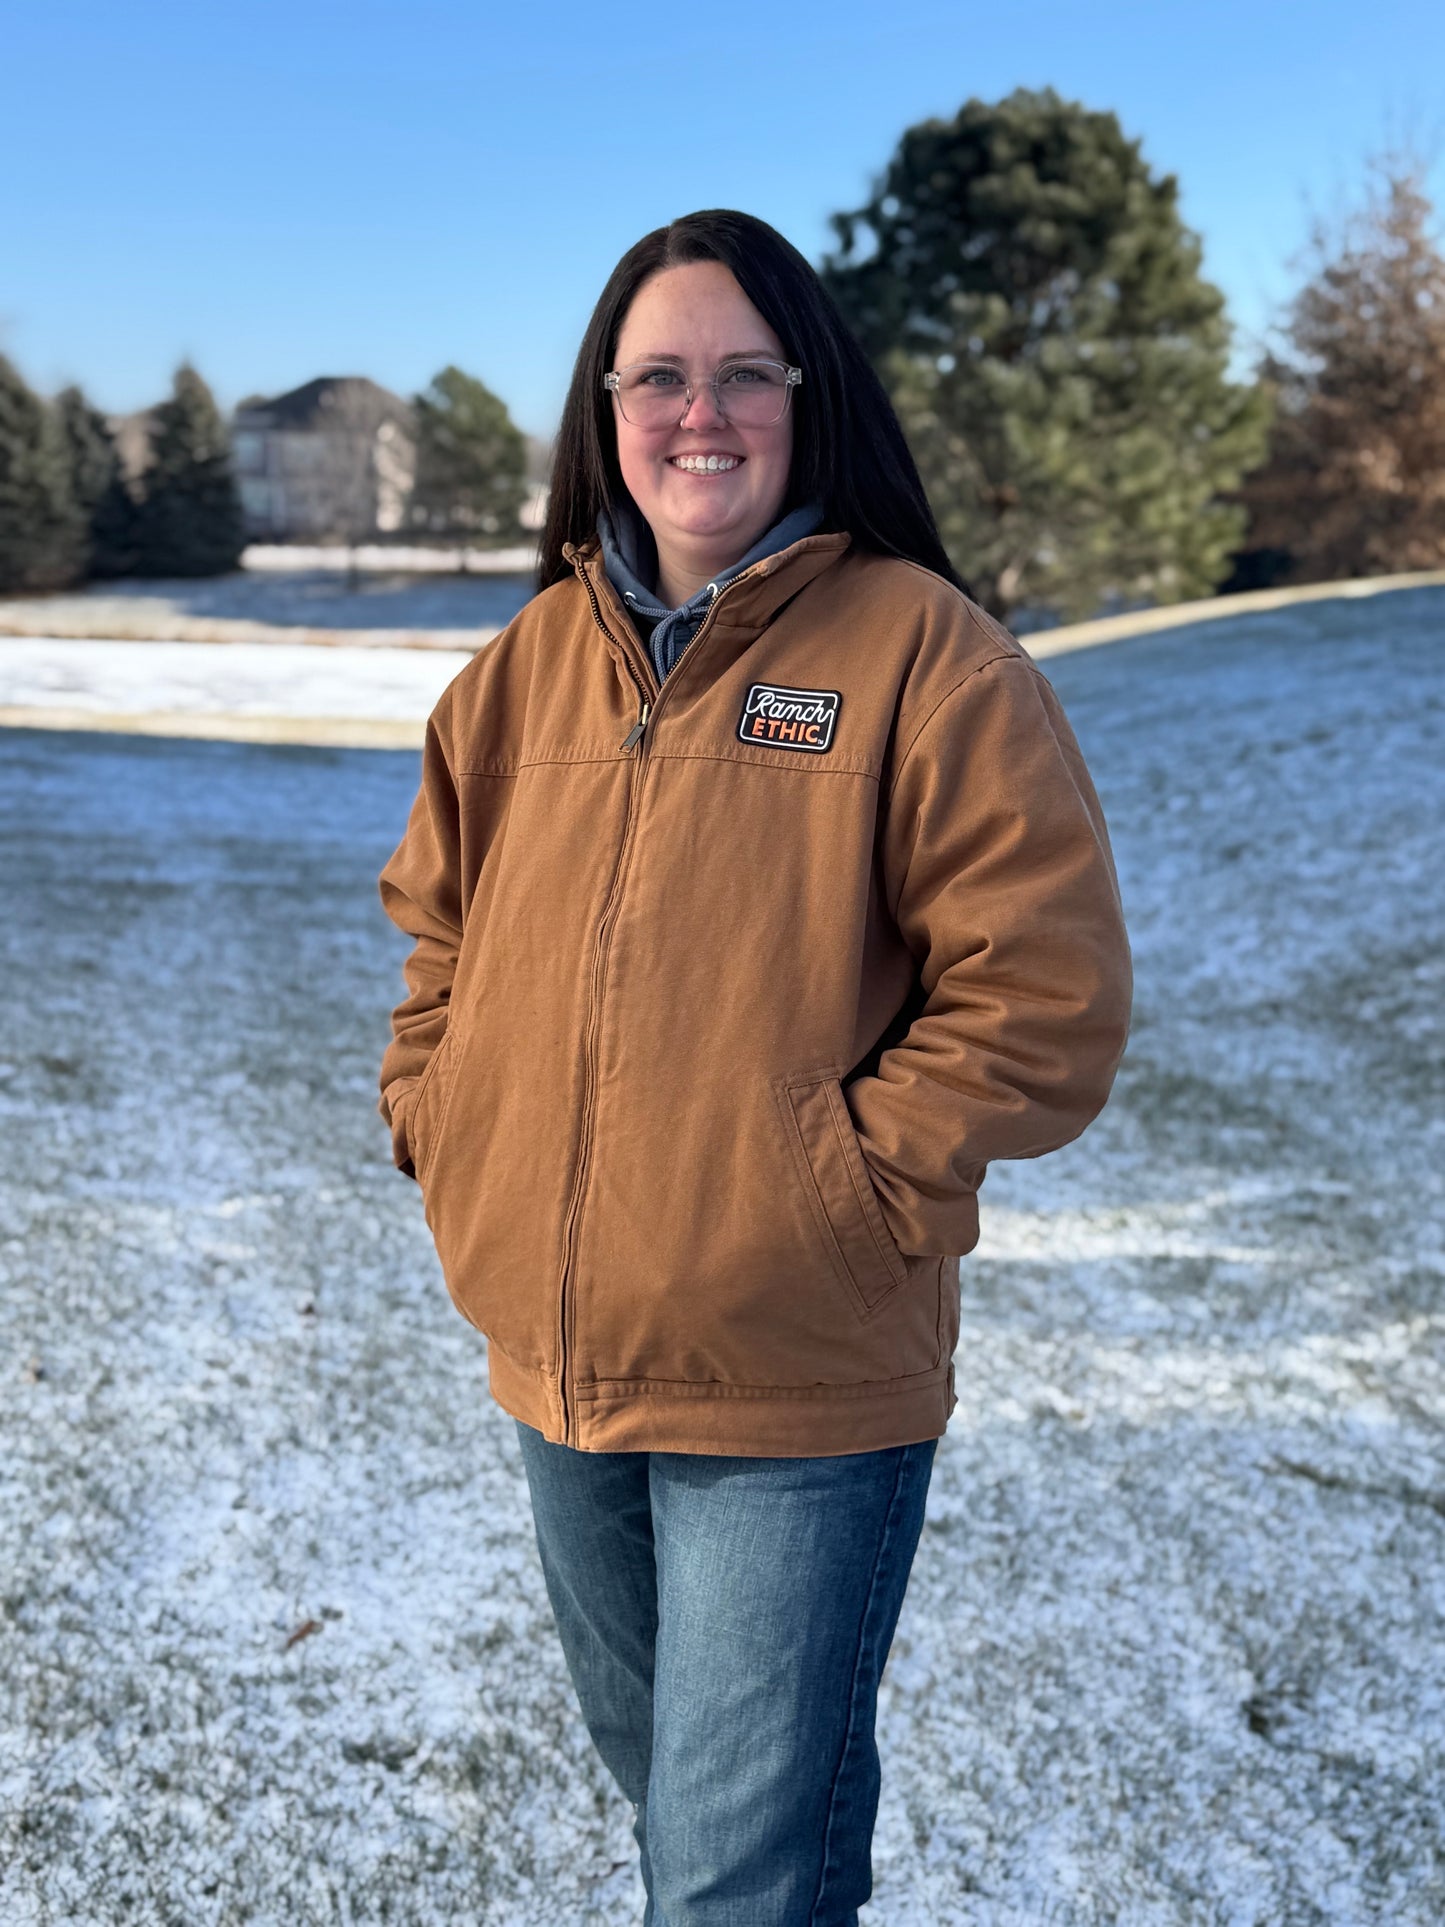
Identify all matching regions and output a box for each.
[614,361,792,428]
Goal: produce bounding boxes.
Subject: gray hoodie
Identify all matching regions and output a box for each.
[597,496,825,684]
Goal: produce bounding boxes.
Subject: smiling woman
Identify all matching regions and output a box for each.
[605,260,798,606]
[376,207,1134,1923]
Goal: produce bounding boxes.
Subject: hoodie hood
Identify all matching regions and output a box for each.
[596,495,826,684]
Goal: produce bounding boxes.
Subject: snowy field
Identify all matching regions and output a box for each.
[242,543,539,574]
[2,586,1443,1925]
[0,564,536,650]
[0,637,467,745]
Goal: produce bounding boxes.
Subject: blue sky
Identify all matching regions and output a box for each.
[3,0,1442,438]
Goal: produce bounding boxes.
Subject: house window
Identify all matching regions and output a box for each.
[239,478,273,522]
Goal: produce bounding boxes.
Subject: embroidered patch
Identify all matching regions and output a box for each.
[736,682,842,754]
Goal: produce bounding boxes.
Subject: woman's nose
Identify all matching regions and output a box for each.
[678,379,726,428]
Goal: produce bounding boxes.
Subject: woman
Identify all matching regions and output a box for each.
[377,209,1132,1925]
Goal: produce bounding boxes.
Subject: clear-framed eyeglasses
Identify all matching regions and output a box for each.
[604,358,802,429]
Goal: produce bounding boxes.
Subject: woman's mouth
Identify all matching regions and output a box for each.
[667,454,742,474]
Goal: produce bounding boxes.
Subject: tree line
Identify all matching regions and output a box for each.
[0,356,530,592]
[3,85,1444,622]
[0,360,243,591]
[818,90,1445,623]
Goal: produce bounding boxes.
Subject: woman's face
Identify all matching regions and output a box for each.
[610,260,794,580]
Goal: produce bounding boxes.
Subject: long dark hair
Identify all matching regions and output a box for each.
[537,208,971,598]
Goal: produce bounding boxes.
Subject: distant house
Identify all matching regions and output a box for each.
[520,434,553,533]
[110,406,163,487]
[231,377,416,541]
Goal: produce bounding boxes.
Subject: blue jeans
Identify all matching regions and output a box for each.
[513,1420,938,1927]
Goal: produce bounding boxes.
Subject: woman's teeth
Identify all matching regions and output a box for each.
[669,455,740,473]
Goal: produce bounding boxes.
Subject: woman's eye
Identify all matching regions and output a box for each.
[720,363,777,387]
[637,367,684,388]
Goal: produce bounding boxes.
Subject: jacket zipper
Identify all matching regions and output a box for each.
[553,563,739,1444]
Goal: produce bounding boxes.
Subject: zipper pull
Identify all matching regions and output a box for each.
[619,700,650,752]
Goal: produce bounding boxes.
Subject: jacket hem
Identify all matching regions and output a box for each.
[486,1340,957,1456]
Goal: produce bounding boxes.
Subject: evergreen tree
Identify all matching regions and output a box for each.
[1232,153,1445,584]
[0,354,86,592]
[54,383,138,578]
[409,365,527,538]
[821,86,1272,625]
[133,362,245,578]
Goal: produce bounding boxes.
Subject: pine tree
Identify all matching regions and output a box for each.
[821,86,1272,625]
[409,365,527,538]
[54,383,138,579]
[1232,153,1445,584]
[133,362,245,578]
[0,355,86,592]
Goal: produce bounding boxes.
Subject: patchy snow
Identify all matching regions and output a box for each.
[242,543,540,574]
[0,637,469,728]
[1,584,1442,1924]
[0,565,535,649]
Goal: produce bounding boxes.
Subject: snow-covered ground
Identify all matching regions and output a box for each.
[2,586,1442,1925]
[0,637,466,744]
[0,565,535,649]
[242,543,540,574]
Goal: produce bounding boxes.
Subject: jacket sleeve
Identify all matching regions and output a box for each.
[377,691,464,1178]
[846,651,1133,1257]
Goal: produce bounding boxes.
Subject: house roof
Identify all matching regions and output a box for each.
[109,406,164,482]
[233,376,413,432]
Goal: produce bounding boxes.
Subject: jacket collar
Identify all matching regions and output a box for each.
[565,519,852,662]
[594,496,827,624]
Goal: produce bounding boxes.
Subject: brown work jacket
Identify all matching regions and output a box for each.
[378,531,1133,1454]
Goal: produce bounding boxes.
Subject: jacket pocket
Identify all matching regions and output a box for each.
[774,1068,911,1319]
[409,1027,461,1184]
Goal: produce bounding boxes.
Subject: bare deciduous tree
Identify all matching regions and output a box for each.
[1237,145,1445,583]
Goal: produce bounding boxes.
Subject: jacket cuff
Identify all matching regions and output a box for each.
[379,1079,420,1180]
